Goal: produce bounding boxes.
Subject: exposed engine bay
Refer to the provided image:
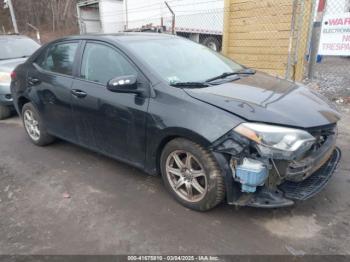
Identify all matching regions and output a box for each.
[211,123,341,208]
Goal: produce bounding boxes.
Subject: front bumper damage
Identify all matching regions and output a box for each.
[211,125,341,208]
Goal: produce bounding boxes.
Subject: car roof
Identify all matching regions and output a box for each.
[52,32,178,44]
[0,34,31,39]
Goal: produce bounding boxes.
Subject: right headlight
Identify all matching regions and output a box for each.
[234,123,316,159]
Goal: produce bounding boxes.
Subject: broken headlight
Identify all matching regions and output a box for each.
[234,123,315,159]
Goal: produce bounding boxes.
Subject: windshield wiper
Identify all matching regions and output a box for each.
[170,82,210,88]
[169,69,256,88]
[3,55,30,60]
[205,68,256,83]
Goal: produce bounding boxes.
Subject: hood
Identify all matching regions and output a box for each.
[0,58,27,73]
[184,72,340,129]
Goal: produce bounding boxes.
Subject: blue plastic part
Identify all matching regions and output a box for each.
[235,159,268,193]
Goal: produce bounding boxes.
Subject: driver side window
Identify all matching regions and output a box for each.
[80,43,137,85]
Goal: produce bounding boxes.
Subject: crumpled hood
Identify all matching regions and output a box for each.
[184,72,341,129]
[0,58,27,73]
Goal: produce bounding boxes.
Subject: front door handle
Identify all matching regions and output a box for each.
[71,89,87,98]
[28,77,41,86]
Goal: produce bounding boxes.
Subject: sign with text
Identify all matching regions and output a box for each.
[319,13,350,56]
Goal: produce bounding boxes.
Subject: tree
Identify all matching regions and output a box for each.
[10,0,79,41]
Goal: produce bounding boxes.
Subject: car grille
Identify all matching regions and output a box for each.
[308,124,337,150]
[279,148,341,200]
[285,124,337,182]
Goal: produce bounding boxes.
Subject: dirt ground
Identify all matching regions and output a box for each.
[0,105,349,255]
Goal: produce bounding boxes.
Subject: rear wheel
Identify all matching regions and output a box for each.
[0,105,11,120]
[202,37,221,52]
[161,138,225,211]
[22,103,55,146]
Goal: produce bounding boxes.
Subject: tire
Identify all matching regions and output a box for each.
[0,105,11,120]
[22,102,55,146]
[202,37,221,52]
[160,138,225,211]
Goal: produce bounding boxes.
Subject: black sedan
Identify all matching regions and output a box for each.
[10,33,341,211]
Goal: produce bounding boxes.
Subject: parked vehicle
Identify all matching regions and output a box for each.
[77,0,224,51]
[11,34,341,211]
[0,35,40,119]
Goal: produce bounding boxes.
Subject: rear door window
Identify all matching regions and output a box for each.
[37,42,78,76]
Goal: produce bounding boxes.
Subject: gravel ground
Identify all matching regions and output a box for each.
[305,56,350,105]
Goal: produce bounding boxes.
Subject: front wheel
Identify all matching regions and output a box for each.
[22,102,55,146]
[160,138,225,211]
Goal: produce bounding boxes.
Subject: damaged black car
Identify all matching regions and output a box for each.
[11,34,341,211]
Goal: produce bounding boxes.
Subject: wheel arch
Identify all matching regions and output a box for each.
[152,127,212,175]
[16,96,31,116]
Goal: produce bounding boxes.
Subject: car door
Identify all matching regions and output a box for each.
[28,41,80,141]
[71,41,150,167]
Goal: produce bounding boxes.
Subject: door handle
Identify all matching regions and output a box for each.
[71,89,87,98]
[28,77,41,86]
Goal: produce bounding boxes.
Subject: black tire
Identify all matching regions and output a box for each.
[202,37,221,52]
[22,102,55,146]
[160,138,225,211]
[0,105,11,120]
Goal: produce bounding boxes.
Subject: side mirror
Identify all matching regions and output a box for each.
[107,75,139,93]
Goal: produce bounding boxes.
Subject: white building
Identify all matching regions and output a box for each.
[77,0,125,33]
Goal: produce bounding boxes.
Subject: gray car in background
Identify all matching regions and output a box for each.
[0,35,40,119]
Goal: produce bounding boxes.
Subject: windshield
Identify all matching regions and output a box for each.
[0,37,40,60]
[127,38,243,84]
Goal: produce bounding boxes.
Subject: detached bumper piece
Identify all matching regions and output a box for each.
[285,133,337,182]
[279,148,341,201]
[242,188,294,208]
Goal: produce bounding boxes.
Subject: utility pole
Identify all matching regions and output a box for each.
[125,0,128,30]
[308,0,326,79]
[5,0,19,33]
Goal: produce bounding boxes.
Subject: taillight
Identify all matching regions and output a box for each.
[10,71,16,80]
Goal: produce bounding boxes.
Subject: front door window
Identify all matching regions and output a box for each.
[80,43,137,85]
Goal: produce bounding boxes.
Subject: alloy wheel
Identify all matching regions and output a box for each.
[23,109,40,141]
[166,150,207,202]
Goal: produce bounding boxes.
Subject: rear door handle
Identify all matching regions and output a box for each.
[71,89,87,98]
[28,77,41,86]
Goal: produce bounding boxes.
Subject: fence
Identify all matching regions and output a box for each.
[308,0,350,101]
[77,0,319,80]
[222,0,315,80]
[3,0,349,86]
[77,0,225,51]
